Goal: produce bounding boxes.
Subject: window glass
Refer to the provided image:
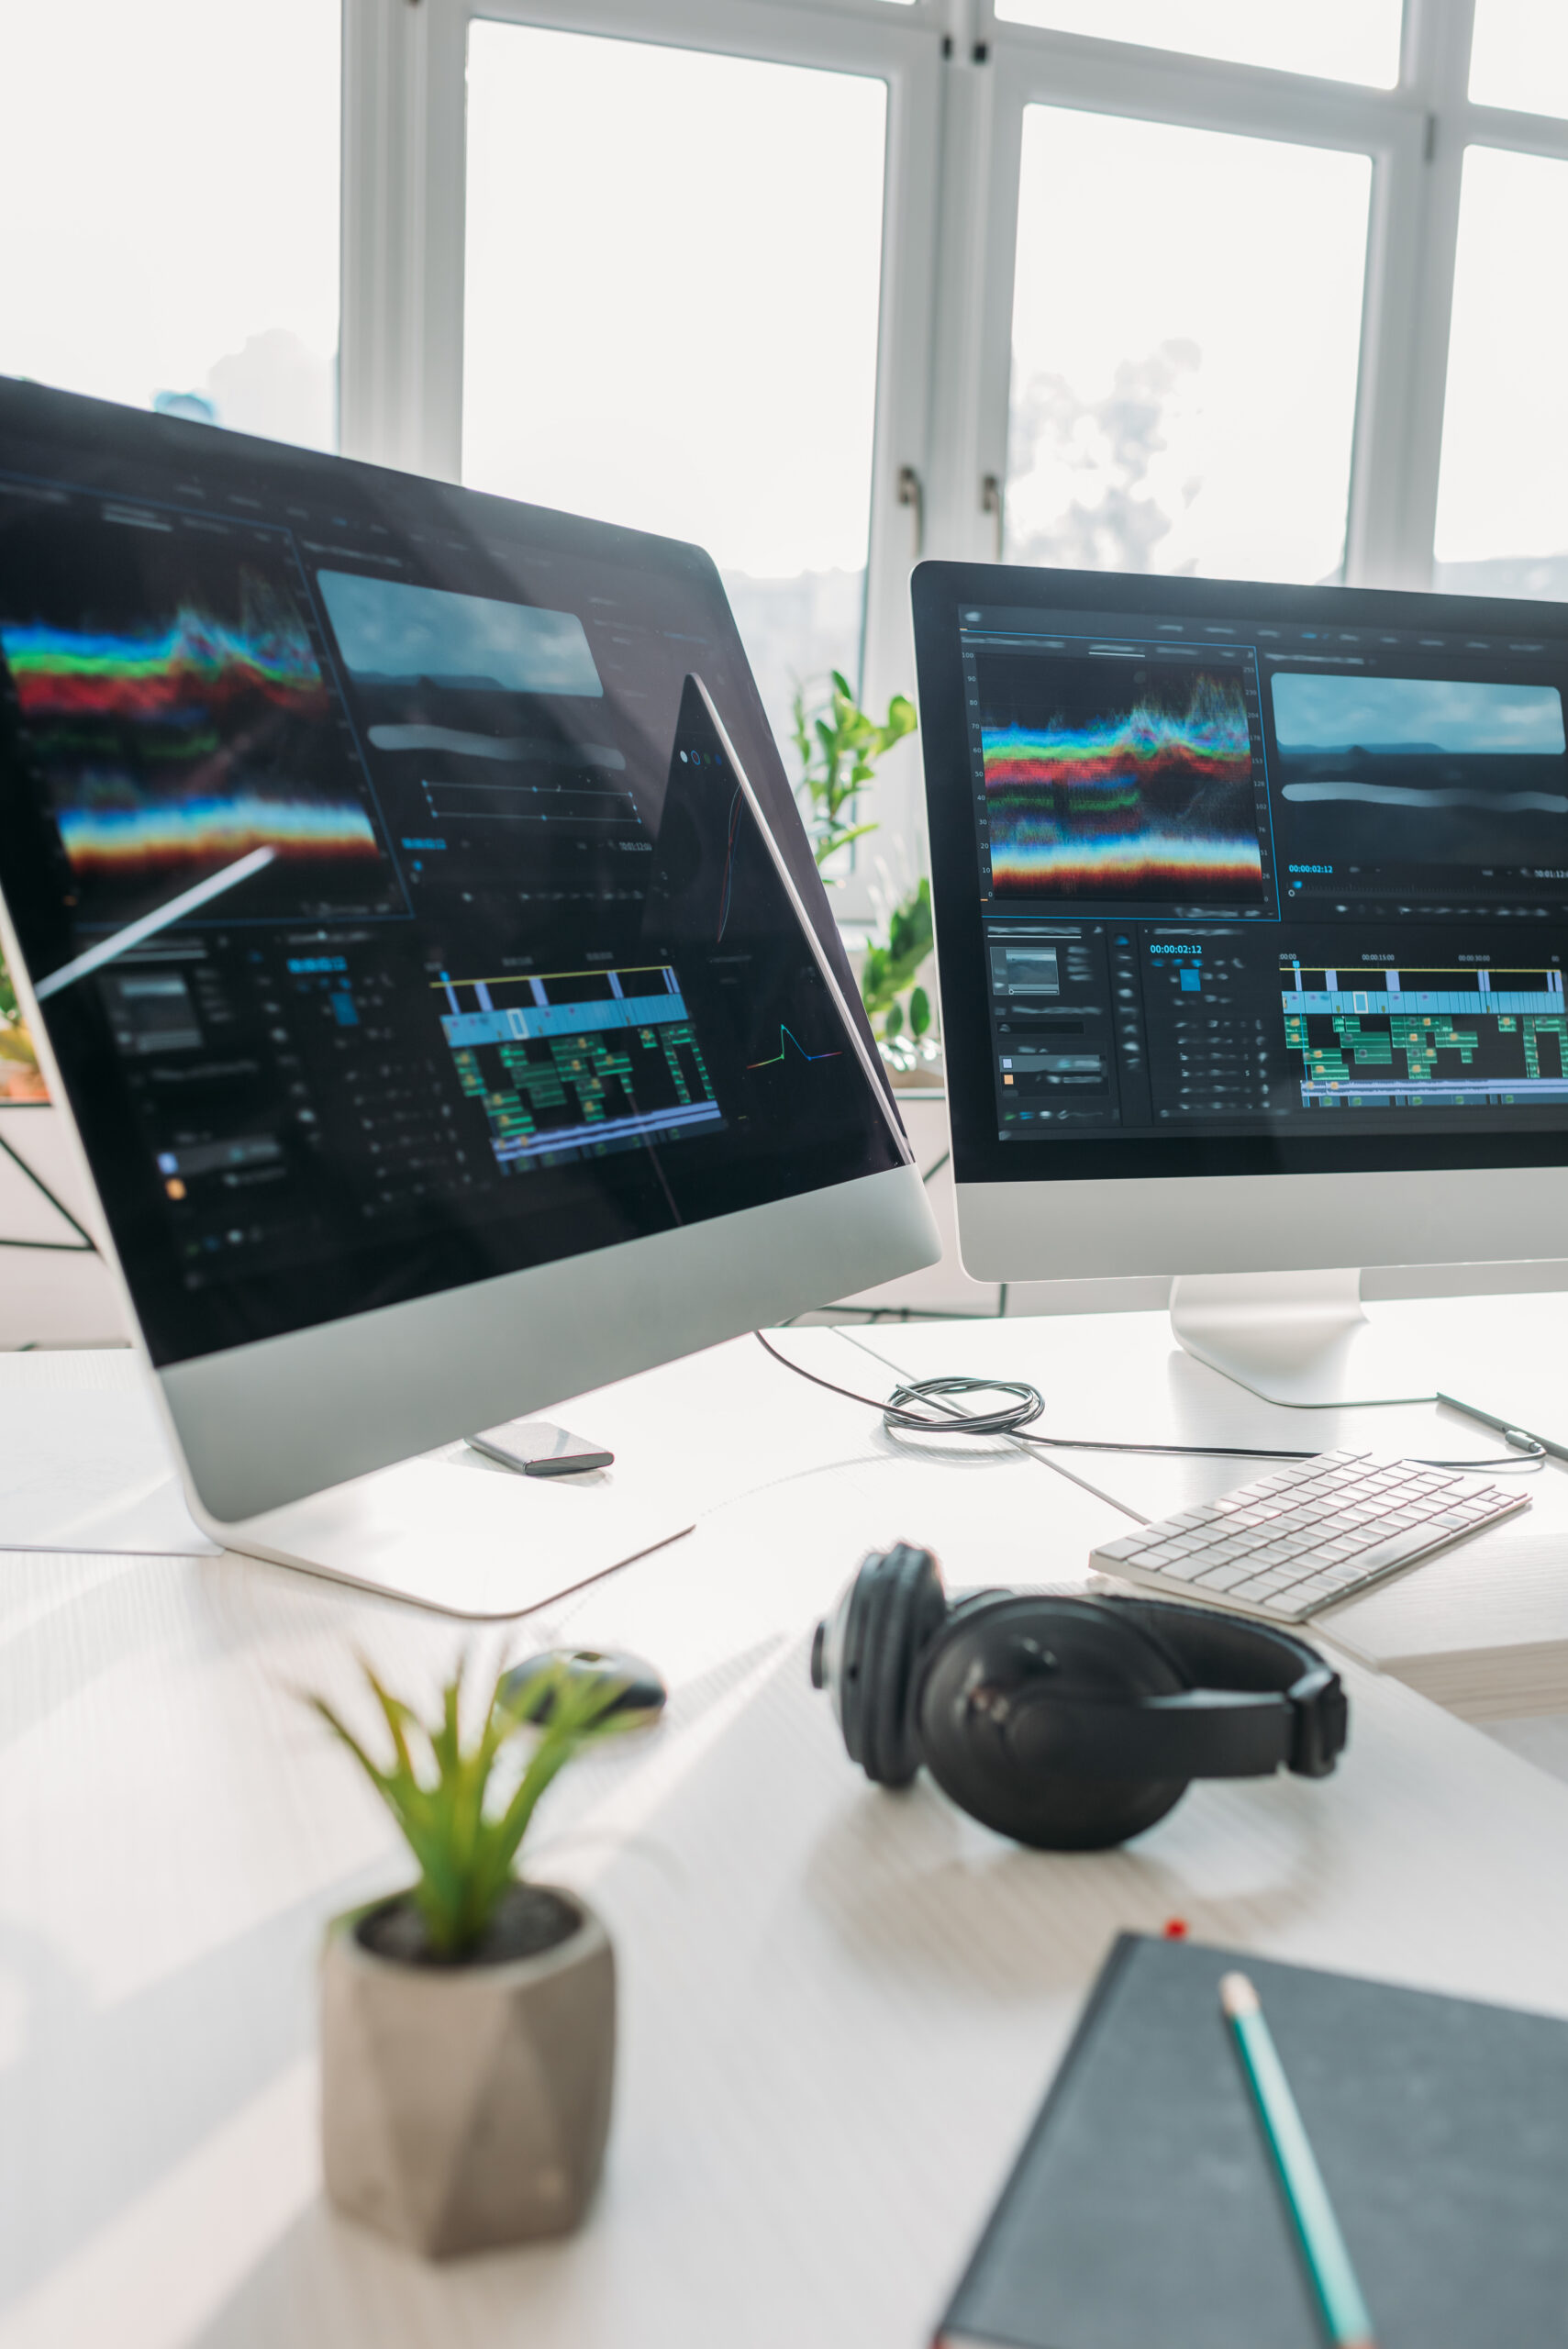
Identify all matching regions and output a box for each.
[463,24,886,756]
[1434,148,1568,599]
[0,0,339,449]
[1005,109,1370,585]
[993,1,1401,87]
[1470,0,1568,116]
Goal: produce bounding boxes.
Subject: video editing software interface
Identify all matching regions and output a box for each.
[960,601,1568,1147]
[0,389,899,1363]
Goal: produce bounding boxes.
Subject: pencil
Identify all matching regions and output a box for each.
[1220,1971,1378,2349]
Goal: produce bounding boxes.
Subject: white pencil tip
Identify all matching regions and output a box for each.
[1219,1971,1260,2020]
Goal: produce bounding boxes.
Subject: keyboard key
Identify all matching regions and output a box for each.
[1331,1528,1446,1578]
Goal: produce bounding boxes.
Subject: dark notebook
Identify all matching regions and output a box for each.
[935,1934,1568,2349]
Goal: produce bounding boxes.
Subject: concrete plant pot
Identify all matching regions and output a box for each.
[320,1883,615,2258]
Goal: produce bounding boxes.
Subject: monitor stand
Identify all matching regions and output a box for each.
[1168,1269,1438,1410]
[187,1440,696,1620]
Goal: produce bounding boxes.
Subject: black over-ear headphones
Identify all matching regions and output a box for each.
[810,1544,1348,1850]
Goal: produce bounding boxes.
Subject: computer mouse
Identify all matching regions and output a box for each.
[500,1647,667,1728]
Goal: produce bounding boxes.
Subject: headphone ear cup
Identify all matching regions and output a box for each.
[851,1544,948,1787]
[915,1595,1194,1849]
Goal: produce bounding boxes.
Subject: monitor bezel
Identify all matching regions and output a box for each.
[913,557,1568,1188]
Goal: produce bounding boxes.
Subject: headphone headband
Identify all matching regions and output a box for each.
[1084,1595,1347,1779]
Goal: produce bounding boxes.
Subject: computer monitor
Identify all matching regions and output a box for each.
[0,379,939,1609]
[912,560,1568,1408]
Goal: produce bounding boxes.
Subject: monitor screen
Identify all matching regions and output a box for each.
[915,567,1568,1185]
[0,381,903,1366]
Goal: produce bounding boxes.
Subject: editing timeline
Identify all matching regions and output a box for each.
[960,606,1568,1146]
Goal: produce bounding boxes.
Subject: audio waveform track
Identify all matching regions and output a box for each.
[981,669,1266,906]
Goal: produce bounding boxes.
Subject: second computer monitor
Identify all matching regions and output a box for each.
[913,561,1568,1397]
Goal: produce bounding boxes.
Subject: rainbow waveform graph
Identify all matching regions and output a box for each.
[53,795,380,880]
[1,567,383,885]
[983,671,1265,901]
[2,568,329,729]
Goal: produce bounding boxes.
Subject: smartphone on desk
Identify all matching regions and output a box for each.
[466,1422,615,1477]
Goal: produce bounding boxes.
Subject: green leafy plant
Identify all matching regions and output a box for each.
[861,876,936,1063]
[310,1654,629,1960]
[789,670,917,874]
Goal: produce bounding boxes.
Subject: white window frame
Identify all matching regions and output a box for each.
[339,0,943,911]
[339,0,1568,896]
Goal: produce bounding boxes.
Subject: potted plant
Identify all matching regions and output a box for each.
[309,1651,633,2258]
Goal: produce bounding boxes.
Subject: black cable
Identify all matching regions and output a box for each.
[751,1328,1546,1472]
[0,1130,96,1253]
[882,1372,1044,1438]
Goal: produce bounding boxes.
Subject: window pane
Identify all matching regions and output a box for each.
[1005,110,1370,585]
[993,1,1401,86]
[1434,149,1568,599]
[463,24,886,751]
[1470,0,1568,116]
[0,0,339,448]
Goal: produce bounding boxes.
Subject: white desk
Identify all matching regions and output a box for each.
[5,1303,1568,2349]
[842,1294,1568,1720]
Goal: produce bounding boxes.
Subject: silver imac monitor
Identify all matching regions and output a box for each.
[0,379,939,1610]
[912,559,1568,1408]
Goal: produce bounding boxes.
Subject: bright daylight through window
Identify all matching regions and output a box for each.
[1469,0,1568,118]
[1435,145,1568,603]
[989,0,1403,86]
[1005,110,1370,587]
[462,23,887,754]
[0,0,339,449]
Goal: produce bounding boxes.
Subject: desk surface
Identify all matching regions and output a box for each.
[5,1304,1568,2349]
[847,1294,1568,1720]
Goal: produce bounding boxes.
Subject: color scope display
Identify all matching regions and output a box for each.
[978,658,1266,905]
[0,509,399,926]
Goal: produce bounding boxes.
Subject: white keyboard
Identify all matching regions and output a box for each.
[1090,1449,1529,1624]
